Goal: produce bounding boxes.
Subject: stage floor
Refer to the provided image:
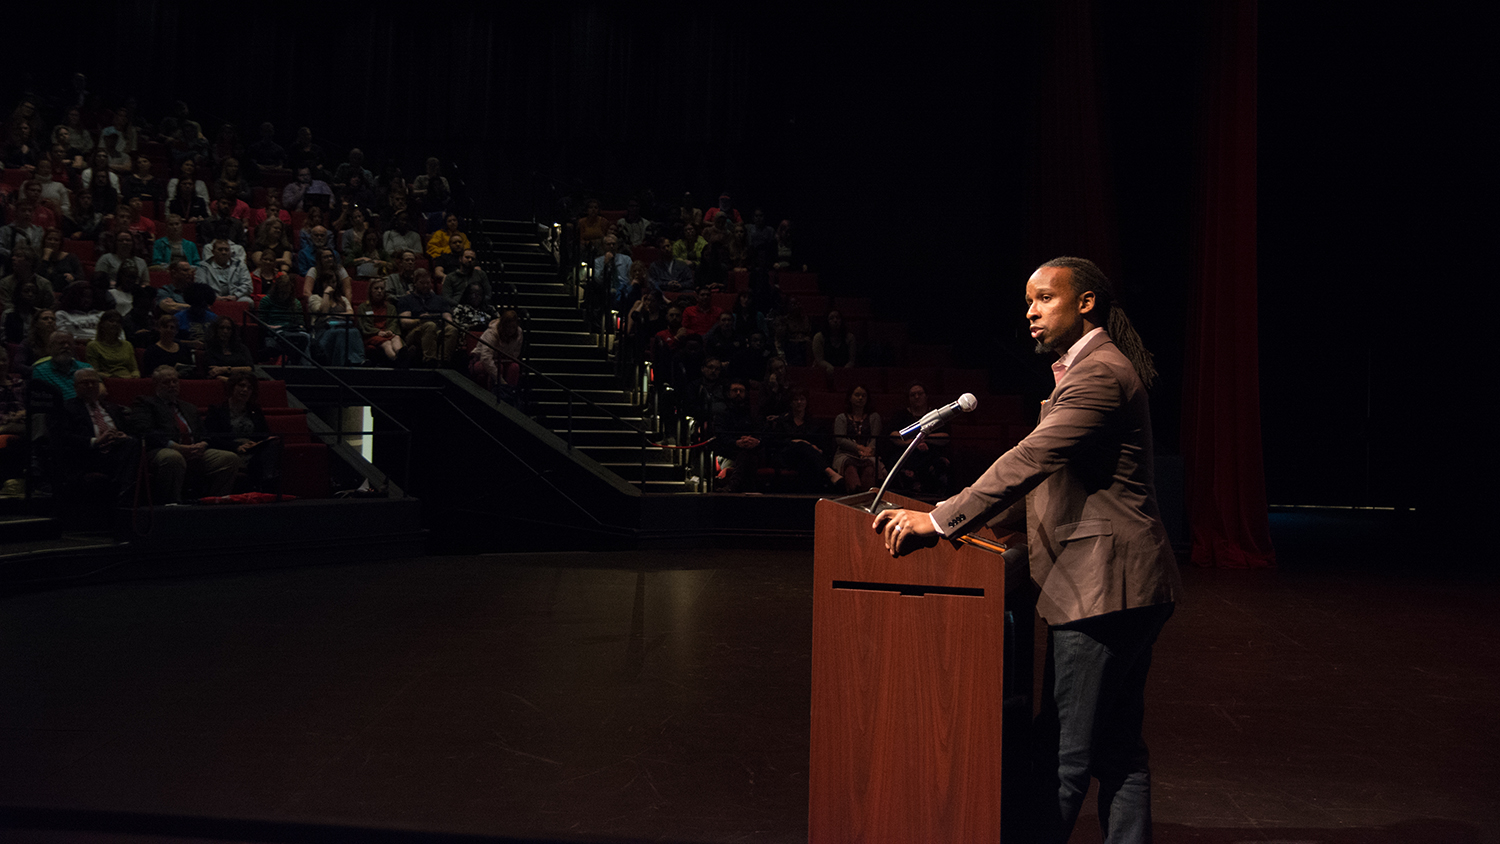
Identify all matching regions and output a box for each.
[2,544,1496,843]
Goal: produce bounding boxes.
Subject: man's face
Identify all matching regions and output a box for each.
[310,227,328,246]
[717,313,733,332]
[1025,266,1094,355]
[908,385,927,411]
[298,168,311,184]
[666,308,682,329]
[48,336,73,364]
[76,373,103,403]
[414,273,433,295]
[15,205,32,226]
[602,237,618,254]
[213,241,231,265]
[728,383,747,403]
[217,198,233,217]
[702,360,721,381]
[171,262,194,285]
[753,210,765,226]
[399,253,416,274]
[156,371,181,401]
[626,201,640,221]
[12,253,32,276]
[460,250,475,269]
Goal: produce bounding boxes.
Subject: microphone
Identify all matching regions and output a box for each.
[898,393,977,437]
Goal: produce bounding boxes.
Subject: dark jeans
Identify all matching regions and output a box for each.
[1034,602,1174,844]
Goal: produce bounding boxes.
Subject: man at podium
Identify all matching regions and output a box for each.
[874,257,1182,844]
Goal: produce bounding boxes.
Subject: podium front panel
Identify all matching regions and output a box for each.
[809,494,1005,843]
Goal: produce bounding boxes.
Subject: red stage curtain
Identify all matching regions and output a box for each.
[1181,0,1276,568]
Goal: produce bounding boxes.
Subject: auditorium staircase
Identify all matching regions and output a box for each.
[476,218,695,493]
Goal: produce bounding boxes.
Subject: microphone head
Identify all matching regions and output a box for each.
[958,393,978,412]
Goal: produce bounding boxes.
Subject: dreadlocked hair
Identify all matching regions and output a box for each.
[1041,257,1158,388]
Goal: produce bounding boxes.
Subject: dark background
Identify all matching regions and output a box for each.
[8,1,1464,511]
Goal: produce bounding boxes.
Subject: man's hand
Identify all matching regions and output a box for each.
[872,508,939,557]
[172,441,206,458]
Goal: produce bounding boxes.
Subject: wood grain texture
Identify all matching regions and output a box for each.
[810,492,1006,843]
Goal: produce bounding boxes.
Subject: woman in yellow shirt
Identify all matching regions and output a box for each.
[84,311,140,379]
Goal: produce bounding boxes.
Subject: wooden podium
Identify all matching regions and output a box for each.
[809,491,1007,843]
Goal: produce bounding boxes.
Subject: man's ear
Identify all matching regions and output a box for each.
[1076,290,1096,316]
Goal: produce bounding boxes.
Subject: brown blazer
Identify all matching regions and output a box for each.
[930,331,1181,625]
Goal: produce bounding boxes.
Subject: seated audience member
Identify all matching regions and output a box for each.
[684,357,729,423]
[730,291,764,343]
[617,260,652,311]
[52,367,140,502]
[282,166,332,212]
[382,211,421,259]
[155,260,196,314]
[2,279,46,345]
[85,311,139,378]
[250,218,293,274]
[165,159,211,208]
[673,223,706,271]
[384,250,419,298]
[32,160,73,217]
[411,157,451,229]
[758,367,793,421]
[593,234,632,307]
[247,122,286,170]
[811,308,857,373]
[346,230,390,280]
[13,309,58,375]
[673,193,702,238]
[109,261,146,316]
[772,297,813,366]
[257,274,313,363]
[332,148,374,194]
[203,317,254,379]
[626,288,667,364]
[357,278,406,366]
[425,214,471,283]
[711,379,767,492]
[214,159,252,211]
[143,313,197,377]
[336,205,373,255]
[294,225,338,276]
[120,198,157,239]
[1,202,46,266]
[769,388,843,492]
[31,331,93,400]
[197,195,246,251]
[832,384,884,493]
[54,281,105,342]
[727,331,771,386]
[308,266,364,366]
[80,150,121,196]
[703,312,739,364]
[647,236,694,291]
[338,172,378,211]
[575,198,609,259]
[246,192,291,231]
[100,108,139,173]
[747,208,780,266]
[649,304,692,383]
[130,365,241,503]
[702,193,742,226]
[166,176,209,223]
[397,269,462,366]
[286,126,325,174]
[250,251,286,301]
[697,214,733,291]
[151,215,201,268]
[95,230,148,286]
[303,247,351,301]
[443,249,493,308]
[472,309,523,392]
[120,155,165,205]
[18,180,60,232]
[63,190,107,242]
[195,240,253,303]
[1,247,57,310]
[727,222,751,271]
[174,283,219,347]
[774,219,802,271]
[122,279,158,347]
[60,107,95,157]
[681,291,723,338]
[885,381,951,496]
[204,372,283,493]
[613,198,652,248]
